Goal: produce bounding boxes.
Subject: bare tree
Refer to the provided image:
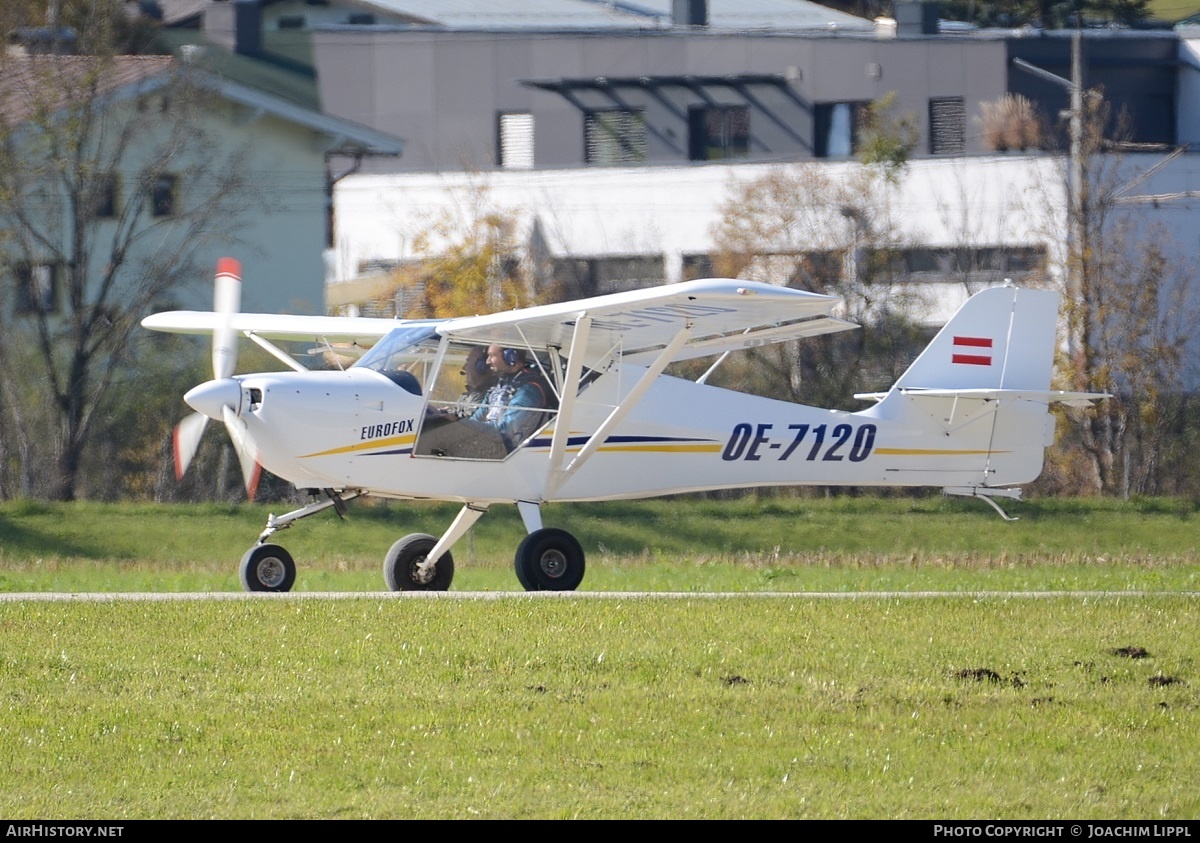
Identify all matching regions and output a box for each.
[0,16,256,500]
[1042,91,1196,496]
[707,162,925,410]
[381,180,548,319]
[977,94,1044,153]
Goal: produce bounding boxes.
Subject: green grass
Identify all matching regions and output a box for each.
[1148,0,1200,21]
[0,596,1195,818]
[0,495,1197,593]
[0,497,1196,818]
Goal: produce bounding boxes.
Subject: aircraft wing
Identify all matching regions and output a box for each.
[438,278,854,365]
[141,310,441,345]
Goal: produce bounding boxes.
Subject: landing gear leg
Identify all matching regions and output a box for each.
[255,489,363,544]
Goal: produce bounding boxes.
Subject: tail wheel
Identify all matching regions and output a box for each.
[384,533,454,591]
[515,528,585,592]
[240,544,297,592]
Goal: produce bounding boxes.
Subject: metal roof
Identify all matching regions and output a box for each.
[210,75,404,156]
[0,54,402,157]
[352,0,663,29]
[348,0,872,31]
[623,0,873,30]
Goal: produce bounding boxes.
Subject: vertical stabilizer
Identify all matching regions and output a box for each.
[891,285,1058,393]
[863,285,1064,491]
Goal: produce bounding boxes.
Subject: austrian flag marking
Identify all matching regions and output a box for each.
[952,335,993,366]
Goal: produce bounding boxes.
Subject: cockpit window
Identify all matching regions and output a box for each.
[353,327,440,394]
[414,341,561,461]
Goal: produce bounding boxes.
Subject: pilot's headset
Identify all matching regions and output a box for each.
[468,348,490,376]
[501,347,525,368]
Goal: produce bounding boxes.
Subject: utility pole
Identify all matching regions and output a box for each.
[1011,30,1086,364]
[1068,28,1084,325]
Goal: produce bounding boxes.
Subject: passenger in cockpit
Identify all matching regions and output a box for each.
[452,346,497,417]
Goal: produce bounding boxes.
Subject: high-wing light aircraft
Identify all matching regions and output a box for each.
[142,258,1105,593]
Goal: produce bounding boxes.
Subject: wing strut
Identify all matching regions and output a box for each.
[545,323,693,499]
[545,313,592,493]
[246,332,309,373]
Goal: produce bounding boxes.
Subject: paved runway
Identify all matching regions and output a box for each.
[0,590,1193,602]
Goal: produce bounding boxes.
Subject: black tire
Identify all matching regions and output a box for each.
[239,544,297,593]
[514,528,585,592]
[383,533,454,591]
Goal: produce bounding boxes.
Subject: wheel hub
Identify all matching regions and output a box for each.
[410,555,435,585]
[257,557,287,588]
[538,549,567,579]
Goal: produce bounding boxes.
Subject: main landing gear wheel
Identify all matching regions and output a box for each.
[384,533,455,591]
[514,528,586,592]
[239,544,297,592]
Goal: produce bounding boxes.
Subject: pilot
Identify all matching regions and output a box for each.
[471,344,554,451]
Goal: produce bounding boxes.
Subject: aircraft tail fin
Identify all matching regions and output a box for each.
[892,284,1057,394]
[854,284,1105,494]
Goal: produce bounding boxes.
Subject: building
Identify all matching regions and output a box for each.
[141,1,1200,327]
[0,44,403,317]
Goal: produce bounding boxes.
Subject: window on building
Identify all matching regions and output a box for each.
[814,102,867,158]
[498,112,534,170]
[584,109,646,166]
[688,105,750,161]
[929,97,966,155]
[553,255,664,296]
[898,246,1046,282]
[88,173,118,219]
[151,174,177,217]
[681,254,714,281]
[13,263,59,314]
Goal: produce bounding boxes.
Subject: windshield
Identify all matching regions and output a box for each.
[353,326,441,394]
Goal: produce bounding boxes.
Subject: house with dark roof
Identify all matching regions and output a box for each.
[1,43,403,315]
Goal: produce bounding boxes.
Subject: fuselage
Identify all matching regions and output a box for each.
[215,362,1051,504]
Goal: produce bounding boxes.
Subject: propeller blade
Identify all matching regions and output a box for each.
[173,412,209,480]
[222,404,262,501]
[212,257,242,380]
[172,258,256,498]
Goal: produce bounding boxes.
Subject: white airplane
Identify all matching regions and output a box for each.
[142,258,1106,593]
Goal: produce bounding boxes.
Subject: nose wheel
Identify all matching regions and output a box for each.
[239,544,297,592]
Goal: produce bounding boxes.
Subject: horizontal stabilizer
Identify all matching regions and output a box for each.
[855,387,1110,406]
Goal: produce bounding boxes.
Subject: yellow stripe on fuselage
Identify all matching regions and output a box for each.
[581,443,723,454]
[301,440,1004,461]
[300,434,416,459]
[874,448,1006,456]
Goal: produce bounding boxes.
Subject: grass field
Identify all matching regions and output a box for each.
[0,495,1198,593]
[1149,0,1200,21]
[0,496,1196,819]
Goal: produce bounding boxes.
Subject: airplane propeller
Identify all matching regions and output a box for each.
[173,257,262,500]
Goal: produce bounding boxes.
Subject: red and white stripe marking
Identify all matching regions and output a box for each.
[952,335,992,366]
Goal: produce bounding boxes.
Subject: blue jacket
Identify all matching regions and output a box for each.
[471,368,554,450]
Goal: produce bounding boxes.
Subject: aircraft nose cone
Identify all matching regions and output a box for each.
[184,378,242,421]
